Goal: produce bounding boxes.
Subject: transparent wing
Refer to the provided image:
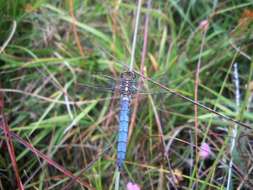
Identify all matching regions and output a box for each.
[76,73,118,93]
[75,71,170,95]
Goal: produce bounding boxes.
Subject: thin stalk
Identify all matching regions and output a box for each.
[227,63,240,190]
[129,0,142,71]
[114,168,120,190]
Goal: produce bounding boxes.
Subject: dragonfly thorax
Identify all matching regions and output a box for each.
[120,71,136,96]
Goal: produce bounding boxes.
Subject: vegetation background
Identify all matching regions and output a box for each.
[0,0,253,189]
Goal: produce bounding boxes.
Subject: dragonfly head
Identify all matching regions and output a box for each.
[120,71,136,80]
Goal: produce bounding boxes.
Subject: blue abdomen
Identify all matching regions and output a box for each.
[117,97,130,169]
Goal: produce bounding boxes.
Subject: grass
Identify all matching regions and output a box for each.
[0,0,253,189]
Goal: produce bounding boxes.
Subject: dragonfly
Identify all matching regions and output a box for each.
[75,69,138,170]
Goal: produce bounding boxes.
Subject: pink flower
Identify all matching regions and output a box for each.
[199,20,209,31]
[199,142,211,159]
[127,182,141,190]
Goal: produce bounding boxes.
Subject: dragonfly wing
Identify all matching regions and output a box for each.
[76,72,120,93]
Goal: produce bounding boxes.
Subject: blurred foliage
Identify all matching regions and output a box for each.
[0,0,253,189]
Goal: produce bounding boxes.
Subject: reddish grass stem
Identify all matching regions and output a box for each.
[0,89,24,190]
[129,0,152,141]
[193,24,208,188]
[69,0,85,57]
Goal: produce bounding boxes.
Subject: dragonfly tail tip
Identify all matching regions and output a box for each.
[117,160,124,171]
